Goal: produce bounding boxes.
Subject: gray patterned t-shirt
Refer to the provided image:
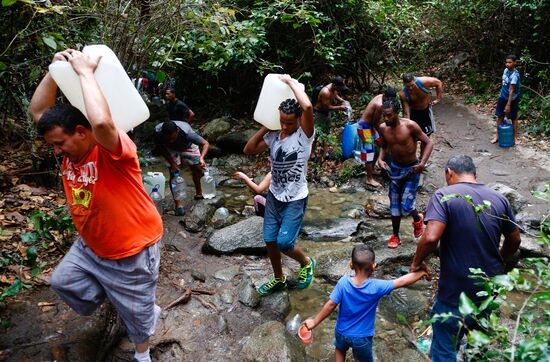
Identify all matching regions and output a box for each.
[263,127,314,202]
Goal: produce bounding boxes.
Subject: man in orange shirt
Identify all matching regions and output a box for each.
[29,49,163,362]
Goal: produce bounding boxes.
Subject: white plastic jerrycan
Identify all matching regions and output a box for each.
[253,74,305,130]
[143,172,166,199]
[48,45,150,132]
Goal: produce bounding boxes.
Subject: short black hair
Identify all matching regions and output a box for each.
[383,87,397,100]
[37,104,91,137]
[278,98,303,117]
[161,120,178,136]
[383,99,400,113]
[446,155,476,175]
[505,54,517,61]
[166,88,176,95]
[402,73,415,83]
[351,244,375,271]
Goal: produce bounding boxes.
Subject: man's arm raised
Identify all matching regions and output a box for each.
[67,50,119,153]
[280,74,314,137]
[29,51,74,123]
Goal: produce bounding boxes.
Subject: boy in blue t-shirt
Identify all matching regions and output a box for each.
[304,244,426,362]
[491,54,521,144]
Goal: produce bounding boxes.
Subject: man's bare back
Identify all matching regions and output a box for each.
[360,94,384,129]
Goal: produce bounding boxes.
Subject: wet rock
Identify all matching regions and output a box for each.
[519,235,549,258]
[378,280,431,322]
[216,129,257,153]
[207,144,223,158]
[491,169,511,176]
[191,270,206,282]
[352,221,380,243]
[329,187,338,193]
[202,117,231,143]
[219,289,234,304]
[204,216,265,255]
[242,205,256,217]
[487,183,526,214]
[238,274,261,308]
[183,196,226,232]
[301,218,361,241]
[364,195,391,218]
[214,265,242,281]
[241,321,306,362]
[260,291,291,321]
[434,52,469,78]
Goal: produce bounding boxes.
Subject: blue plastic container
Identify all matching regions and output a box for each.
[498,119,515,148]
[342,122,359,159]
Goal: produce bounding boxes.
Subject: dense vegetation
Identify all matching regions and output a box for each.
[1,0,549,140]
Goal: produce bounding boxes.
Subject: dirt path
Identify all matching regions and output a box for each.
[421,96,549,221]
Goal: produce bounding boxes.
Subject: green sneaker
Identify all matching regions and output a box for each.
[257,276,287,296]
[296,257,316,289]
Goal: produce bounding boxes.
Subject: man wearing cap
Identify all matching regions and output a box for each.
[313,76,350,159]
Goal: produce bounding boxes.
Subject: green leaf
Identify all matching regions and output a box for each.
[463,194,474,206]
[20,232,37,243]
[467,330,491,346]
[458,292,479,316]
[0,61,7,71]
[2,0,18,7]
[0,279,30,301]
[440,193,460,203]
[530,291,550,302]
[532,191,550,202]
[42,35,57,50]
[26,246,38,264]
[156,70,167,83]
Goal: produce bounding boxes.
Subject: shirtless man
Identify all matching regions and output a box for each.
[357,87,397,187]
[399,73,443,153]
[313,76,349,158]
[377,99,433,248]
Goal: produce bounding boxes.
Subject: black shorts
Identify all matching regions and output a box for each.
[410,105,435,136]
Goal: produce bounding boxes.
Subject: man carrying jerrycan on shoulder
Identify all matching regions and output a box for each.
[244,74,316,296]
[29,49,162,362]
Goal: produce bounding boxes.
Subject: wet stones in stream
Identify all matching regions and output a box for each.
[204,216,266,254]
[300,218,361,241]
[182,195,226,232]
[241,321,307,362]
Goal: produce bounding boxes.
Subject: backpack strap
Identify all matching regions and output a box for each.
[415,78,430,94]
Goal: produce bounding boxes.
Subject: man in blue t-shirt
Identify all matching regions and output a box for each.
[304,244,426,362]
[491,54,521,144]
[410,155,521,362]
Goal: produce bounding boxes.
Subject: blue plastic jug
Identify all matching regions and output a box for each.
[342,122,359,159]
[498,119,515,148]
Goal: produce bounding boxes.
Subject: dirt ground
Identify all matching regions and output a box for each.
[0,96,548,361]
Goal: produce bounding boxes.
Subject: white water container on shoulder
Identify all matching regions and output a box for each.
[253,74,305,130]
[48,44,150,132]
[143,172,166,199]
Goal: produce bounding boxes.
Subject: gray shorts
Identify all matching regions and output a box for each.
[50,238,161,344]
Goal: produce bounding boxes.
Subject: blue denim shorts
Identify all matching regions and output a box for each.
[334,331,373,362]
[263,191,308,251]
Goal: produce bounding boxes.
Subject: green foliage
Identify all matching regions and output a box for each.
[0,278,31,303]
[465,69,490,95]
[337,162,363,185]
[29,207,75,244]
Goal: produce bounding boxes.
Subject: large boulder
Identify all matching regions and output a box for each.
[204,216,266,254]
[216,129,257,153]
[241,321,306,362]
[488,183,526,214]
[364,195,391,218]
[201,117,232,143]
